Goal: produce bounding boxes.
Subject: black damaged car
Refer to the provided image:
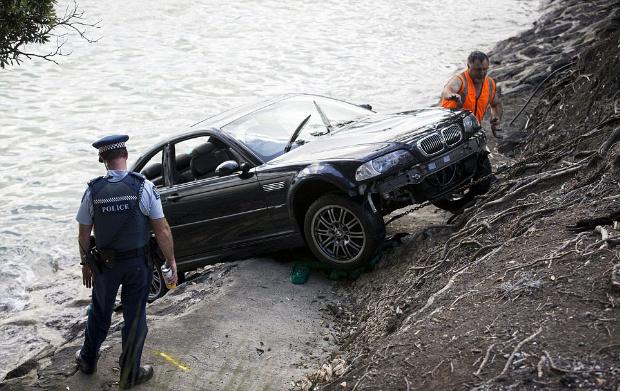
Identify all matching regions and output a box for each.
[133,94,492,299]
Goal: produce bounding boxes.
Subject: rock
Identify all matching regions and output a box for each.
[36,345,80,386]
[3,358,38,380]
[332,358,346,376]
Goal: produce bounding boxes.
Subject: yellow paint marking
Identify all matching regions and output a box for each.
[155,351,191,372]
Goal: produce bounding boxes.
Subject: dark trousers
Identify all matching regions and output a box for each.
[80,256,151,382]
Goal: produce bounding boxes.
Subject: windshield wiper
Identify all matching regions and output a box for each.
[284,114,311,153]
[333,120,355,128]
[310,119,356,136]
[313,100,333,135]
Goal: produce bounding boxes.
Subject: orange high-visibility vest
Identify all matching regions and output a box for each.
[441,70,497,122]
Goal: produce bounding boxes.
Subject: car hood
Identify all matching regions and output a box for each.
[268,108,457,164]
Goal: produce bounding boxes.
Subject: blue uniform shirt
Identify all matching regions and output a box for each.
[76,170,164,225]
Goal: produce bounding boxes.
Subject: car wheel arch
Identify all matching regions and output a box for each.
[289,177,356,236]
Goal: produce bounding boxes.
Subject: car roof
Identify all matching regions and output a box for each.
[134,93,367,168]
[189,93,354,129]
[189,94,292,129]
[135,95,296,165]
[131,127,264,171]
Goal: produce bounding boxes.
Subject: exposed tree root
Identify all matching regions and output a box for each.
[598,127,620,156]
[498,327,543,378]
[480,165,581,211]
[473,343,496,377]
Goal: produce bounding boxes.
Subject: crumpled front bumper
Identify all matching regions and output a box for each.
[373,132,487,195]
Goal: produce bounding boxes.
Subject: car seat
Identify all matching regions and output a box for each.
[190,142,233,180]
[172,153,192,185]
[141,163,163,186]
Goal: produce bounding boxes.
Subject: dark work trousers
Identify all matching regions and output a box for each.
[80,256,151,382]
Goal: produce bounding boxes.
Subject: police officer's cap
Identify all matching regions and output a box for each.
[92,135,129,162]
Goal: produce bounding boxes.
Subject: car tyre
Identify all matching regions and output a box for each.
[148,250,184,302]
[148,257,168,303]
[432,154,494,213]
[304,194,385,270]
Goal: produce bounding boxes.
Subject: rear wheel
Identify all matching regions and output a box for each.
[432,155,494,212]
[148,259,167,302]
[148,256,187,302]
[303,194,385,270]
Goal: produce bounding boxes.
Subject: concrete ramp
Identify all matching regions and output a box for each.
[3,258,338,391]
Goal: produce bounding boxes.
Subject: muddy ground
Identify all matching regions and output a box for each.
[297,1,620,390]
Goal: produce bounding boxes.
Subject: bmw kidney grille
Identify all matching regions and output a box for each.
[417,133,444,156]
[417,124,463,156]
[441,124,463,146]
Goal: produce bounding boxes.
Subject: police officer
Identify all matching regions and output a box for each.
[75,135,177,389]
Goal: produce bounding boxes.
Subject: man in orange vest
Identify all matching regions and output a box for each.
[441,51,504,138]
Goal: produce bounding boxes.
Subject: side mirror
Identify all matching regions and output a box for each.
[215,160,240,177]
[240,162,251,174]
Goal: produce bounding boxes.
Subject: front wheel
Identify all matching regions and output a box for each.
[303,194,385,270]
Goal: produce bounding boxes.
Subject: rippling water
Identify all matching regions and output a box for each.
[0,0,539,378]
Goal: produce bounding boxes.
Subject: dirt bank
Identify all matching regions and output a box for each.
[300,1,620,390]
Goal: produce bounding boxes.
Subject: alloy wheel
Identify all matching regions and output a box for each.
[149,264,163,302]
[311,205,366,264]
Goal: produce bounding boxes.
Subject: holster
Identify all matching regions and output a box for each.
[86,236,153,274]
[97,248,116,269]
[83,248,103,276]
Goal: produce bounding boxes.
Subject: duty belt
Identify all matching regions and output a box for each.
[115,247,146,260]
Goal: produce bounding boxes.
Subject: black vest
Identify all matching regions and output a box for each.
[89,172,150,252]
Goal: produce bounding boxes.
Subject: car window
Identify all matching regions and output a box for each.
[222,96,371,161]
[174,136,210,157]
[171,136,239,185]
[139,150,164,188]
[222,99,323,160]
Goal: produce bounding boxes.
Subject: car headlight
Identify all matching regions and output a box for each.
[463,113,481,137]
[355,150,412,181]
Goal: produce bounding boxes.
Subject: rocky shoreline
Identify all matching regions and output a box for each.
[300,0,620,390]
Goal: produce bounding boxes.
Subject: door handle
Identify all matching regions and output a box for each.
[167,193,183,202]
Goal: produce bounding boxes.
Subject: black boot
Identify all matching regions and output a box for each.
[75,350,97,375]
[119,365,154,389]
